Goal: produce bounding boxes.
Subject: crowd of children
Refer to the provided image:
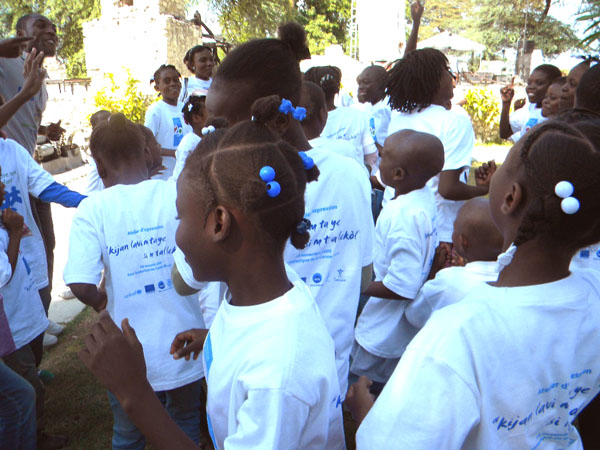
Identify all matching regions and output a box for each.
[1,6,600,450]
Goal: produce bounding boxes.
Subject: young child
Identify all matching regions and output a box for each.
[574,62,600,115]
[404,198,503,329]
[299,80,360,163]
[64,113,205,449]
[305,65,378,171]
[348,120,600,449]
[172,94,208,180]
[541,77,567,119]
[145,64,191,178]
[83,110,111,195]
[355,65,390,150]
[203,23,375,399]
[499,64,561,141]
[385,48,493,244]
[351,130,443,386]
[559,58,594,112]
[78,117,345,450]
[179,45,215,103]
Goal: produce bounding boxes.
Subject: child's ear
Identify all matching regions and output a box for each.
[394,166,406,181]
[212,206,233,242]
[500,181,524,216]
[153,84,160,93]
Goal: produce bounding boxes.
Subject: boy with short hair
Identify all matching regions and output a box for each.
[351,129,443,386]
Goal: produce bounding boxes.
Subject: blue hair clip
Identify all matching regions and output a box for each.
[259,166,280,198]
[298,152,314,170]
[293,107,307,121]
[279,99,295,115]
[296,218,311,235]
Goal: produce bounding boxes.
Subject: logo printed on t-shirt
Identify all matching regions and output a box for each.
[312,273,323,283]
[172,117,184,147]
[144,284,155,294]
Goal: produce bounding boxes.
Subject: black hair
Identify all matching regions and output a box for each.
[299,81,326,122]
[573,120,600,151]
[213,22,309,105]
[555,108,600,124]
[151,64,181,85]
[90,113,145,169]
[304,66,341,101]
[90,110,111,129]
[183,45,213,68]
[16,13,43,31]
[513,121,600,250]
[532,64,562,84]
[552,76,567,87]
[136,124,155,145]
[386,48,450,113]
[182,95,207,125]
[575,63,600,114]
[185,116,230,159]
[183,95,319,251]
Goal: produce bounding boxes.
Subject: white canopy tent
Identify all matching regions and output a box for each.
[417,32,486,53]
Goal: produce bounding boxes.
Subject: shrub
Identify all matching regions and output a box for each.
[462,87,503,144]
[93,69,153,124]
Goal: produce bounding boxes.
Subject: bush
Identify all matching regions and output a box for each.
[93,70,153,124]
[462,87,503,144]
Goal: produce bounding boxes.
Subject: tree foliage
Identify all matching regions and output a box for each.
[404,0,475,41]
[298,0,351,54]
[578,0,600,49]
[0,0,100,78]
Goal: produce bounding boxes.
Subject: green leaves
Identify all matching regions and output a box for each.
[463,88,503,144]
[93,70,153,124]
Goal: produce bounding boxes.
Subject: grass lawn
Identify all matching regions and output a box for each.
[41,307,360,449]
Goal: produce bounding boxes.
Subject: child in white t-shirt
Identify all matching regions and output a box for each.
[173,94,208,181]
[348,120,600,449]
[405,197,504,329]
[145,65,191,178]
[79,108,345,449]
[355,65,391,149]
[385,49,495,244]
[352,130,443,385]
[179,45,214,103]
[64,113,205,448]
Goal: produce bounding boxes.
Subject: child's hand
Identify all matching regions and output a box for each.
[410,0,424,22]
[46,120,65,141]
[149,165,166,178]
[346,376,375,425]
[79,312,149,400]
[475,160,497,187]
[514,98,526,110]
[170,328,208,361]
[500,78,515,104]
[0,36,33,58]
[2,209,24,235]
[450,250,467,267]
[21,49,47,100]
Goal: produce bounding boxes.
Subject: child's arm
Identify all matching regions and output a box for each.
[499,79,515,139]
[161,148,176,158]
[438,159,497,201]
[404,0,424,56]
[37,182,86,207]
[1,209,23,279]
[346,376,375,426]
[363,281,410,300]
[169,328,208,361]
[69,283,107,312]
[80,312,199,450]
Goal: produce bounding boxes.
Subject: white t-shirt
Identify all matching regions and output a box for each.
[144,100,191,151]
[63,180,205,391]
[354,186,438,359]
[387,105,475,242]
[322,107,377,166]
[173,132,201,181]
[83,159,104,195]
[357,270,600,450]
[405,260,498,329]
[178,77,212,103]
[361,98,392,147]
[0,228,48,352]
[509,103,546,142]
[570,243,600,273]
[284,146,375,397]
[203,280,345,450]
[0,139,55,289]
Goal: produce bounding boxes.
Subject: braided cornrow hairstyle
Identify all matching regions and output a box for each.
[304,66,342,102]
[513,121,600,250]
[183,95,319,251]
[151,64,181,85]
[385,48,449,113]
[182,95,207,125]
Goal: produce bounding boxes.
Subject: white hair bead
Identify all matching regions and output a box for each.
[555,181,574,199]
[561,197,580,215]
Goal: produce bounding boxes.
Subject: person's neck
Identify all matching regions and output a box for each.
[226,251,292,307]
[162,97,178,106]
[283,121,312,151]
[301,122,322,141]
[195,75,210,81]
[326,98,336,112]
[494,238,572,287]
[103,167,149,188]
[465,248,501,263]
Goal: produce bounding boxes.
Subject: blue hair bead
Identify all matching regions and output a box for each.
[259,166,276,183]
[266,181,281,198]
[299,152,314,170]
[279,99,295,115]
[293,107,307,121]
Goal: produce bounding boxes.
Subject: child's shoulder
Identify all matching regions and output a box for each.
[0,137,29,157]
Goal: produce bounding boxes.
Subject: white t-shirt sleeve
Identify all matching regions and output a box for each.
[361,123,378,156]
[0,230,12,288]
[144,104,160,136]
[173,247,207,291]
[222,389,311,449]
[63,199,104,286]
[19,145,55,196]
[509,106,528,135]
[442,114,474,172]
[356,350,480,450]
[382,235,426,299]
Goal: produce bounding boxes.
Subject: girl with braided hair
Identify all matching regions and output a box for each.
[348,121,600,449]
